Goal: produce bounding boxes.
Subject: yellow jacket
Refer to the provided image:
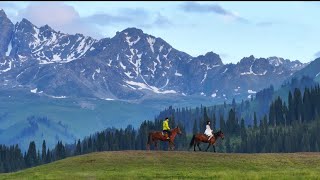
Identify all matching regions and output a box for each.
[163,119,170,130]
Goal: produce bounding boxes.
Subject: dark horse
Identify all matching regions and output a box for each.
[189,130,224,152]
[146,126,182,151]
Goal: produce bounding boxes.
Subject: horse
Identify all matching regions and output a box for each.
[146,126,182,151]
[189,130,224,152]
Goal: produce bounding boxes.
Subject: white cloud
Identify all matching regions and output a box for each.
[180,2,249,24]
[19,2,79,26]
[16,2,102,38]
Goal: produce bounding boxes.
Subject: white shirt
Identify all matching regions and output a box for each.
[204,125,213,136]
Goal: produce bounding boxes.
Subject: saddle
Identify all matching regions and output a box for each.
[162,131,170,139]
[162,132,168,136]
[205,134,214,141]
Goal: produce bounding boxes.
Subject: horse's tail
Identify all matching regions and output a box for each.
[189,134,196,149]
[146,132,152,150]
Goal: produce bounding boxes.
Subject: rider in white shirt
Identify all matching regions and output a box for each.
[204,120,214,141]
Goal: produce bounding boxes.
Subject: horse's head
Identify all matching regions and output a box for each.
[216,130,224,140]
[175,126,182,135]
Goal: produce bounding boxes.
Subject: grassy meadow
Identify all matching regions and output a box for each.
[1,151,320,179]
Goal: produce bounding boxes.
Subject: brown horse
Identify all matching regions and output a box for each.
[146,126,182,151]
[189,130,224,152]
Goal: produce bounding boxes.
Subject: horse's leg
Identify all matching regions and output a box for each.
[148,138,152,150]
[171,141,175,151]
[168,141,172,151]
[155,141,158,150]
[147,135,152,150]
[206,143,211,152]
[197,143,202,151]
[147,143,150,151]
[213,145,216,152]
[194,139,197,151]
[170,141,174,151]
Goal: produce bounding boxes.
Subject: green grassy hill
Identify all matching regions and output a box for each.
[1,151,320,179]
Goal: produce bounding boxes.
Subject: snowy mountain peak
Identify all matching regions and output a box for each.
[239,55,256,64]
[0,9,7,17]
[121,27,144,36]
[195,51,223,66]
[39,24,55,32]
[267,56,285,66]
[10,18,98,64]
[20,18,33,26]
[0,9,12,25]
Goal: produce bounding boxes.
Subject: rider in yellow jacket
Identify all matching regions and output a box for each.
[163,117,171,139]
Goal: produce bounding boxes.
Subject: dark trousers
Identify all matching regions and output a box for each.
[163,130,171,137]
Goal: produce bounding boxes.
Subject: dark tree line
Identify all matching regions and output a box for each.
[222,85,320,153]
[0,139,68,173]
[0,115,188,173]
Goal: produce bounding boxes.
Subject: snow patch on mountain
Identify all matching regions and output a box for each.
[125,81,176,94]
[6,41,12,56]
[92,72,96,80]
[175,70,182,76]
[0,60,12,72]
[222,68,228,73]
[125,71,134,78]
[201,73,207,84]
[248,90,257,94]
[103,98,115,101]
[152,62,157,74]
[159,45,164,52]
[126,36,140,46]
[30,88,37,93]
[107,60,112,67]
[240,65,255,75]
[156,55,161,64]
[241,65,267,76]
[163,48,171,59]
[18,55,28,62]
[49,95,67,99]
[120,62,126,70]
[146,36,155,53]
[52,54,61,62]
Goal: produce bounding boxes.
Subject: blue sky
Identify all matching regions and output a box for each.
[0,1,319,63]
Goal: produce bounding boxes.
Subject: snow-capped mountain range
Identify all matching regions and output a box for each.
[0,9,306,101]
